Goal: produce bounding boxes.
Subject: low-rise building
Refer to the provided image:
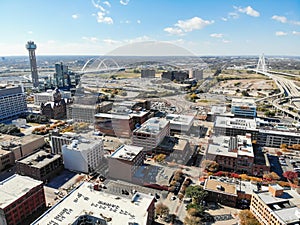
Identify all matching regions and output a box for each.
[213,116,259,140]
[62,138,104,173]
[94,113,134,137]
[0,134,46,161]
[141,69,155,78]
[0,149,14,172]
[132,117,170,152]
[231,98,257,118]
[50,130,77,154]
[108,145,144,182]
[0,175,46,225]
[69,104,98,123]
[250,184,300,225]
[204,177,238,207]
[207,134,269,176]
[31,182,155,225]
[156,137,192,165]
[34,89,71,105]
[166,114,194,134]
[258,129,300,148]
[16,150,64,182]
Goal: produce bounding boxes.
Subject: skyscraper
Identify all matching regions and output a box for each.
[26,41,39,88]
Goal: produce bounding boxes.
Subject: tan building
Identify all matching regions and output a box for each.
[16,150,64,182]
[0,149,14,171]
[0,134,45,161]
[108,145,144,182]
[250,184,300,225]
[204,177,238,207]
[132,117,170,152]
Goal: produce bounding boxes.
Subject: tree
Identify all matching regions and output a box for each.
[283,171,298,183]
[153,154,166,162]
[238,210,260,225]
[184,215,202,225]
[201,160,219,172]
[155,203,169,218]
[185,185,208,205]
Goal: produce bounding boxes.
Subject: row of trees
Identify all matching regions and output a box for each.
[26,114,49,124]
[0,123,20,135]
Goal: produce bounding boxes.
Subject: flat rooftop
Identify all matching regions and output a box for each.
[0,134,44,150]
[256,189,300,224]
[231,98,256,107]
[17,150,61,168]
[259,128,300,137]
[32,182,154,225]
[210,106,227,114]
[204,177,237,196]
[0,175,43,209]
[166,114,194,125]
[214,116,258,131]
[95,113,130,120]
[207,135,254,158]
[65,138,101,152]
[110,145,143,161]
[134,117,169,134]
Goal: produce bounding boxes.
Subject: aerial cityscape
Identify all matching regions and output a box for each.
[0,1,300,225]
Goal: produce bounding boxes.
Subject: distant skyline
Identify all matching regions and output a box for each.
[0,0,299,56]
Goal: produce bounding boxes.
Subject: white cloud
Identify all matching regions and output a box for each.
[275,31,287,36]
[210,33,224,38]
[236,6,260,17]
[103,39,121,45]
[137,20,141,24]
[228,12,239,19]
[221,17,228,22]
[164,17,214,36]
[271,15,300,26]
[176,17,214,32]
[292,31,300,35]
[120,0,129,6]
[272,15,287,23]
[96,12,113,24]
[164,27,184,36]
[27,31,33,34]
[291,20,300,26]
[103,1,111,7]
[82,36,99,42]
[222,39,231,43]
[72,14,79,19]
[127,35,151,43]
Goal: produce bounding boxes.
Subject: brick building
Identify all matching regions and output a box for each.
[16,150,64,182]
[0,175,46,225]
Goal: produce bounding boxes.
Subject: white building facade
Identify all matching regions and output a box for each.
[62,138,104,173]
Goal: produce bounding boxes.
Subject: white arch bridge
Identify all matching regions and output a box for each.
[80,58,125,74]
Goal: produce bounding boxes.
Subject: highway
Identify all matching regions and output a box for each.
[254,69,300,120]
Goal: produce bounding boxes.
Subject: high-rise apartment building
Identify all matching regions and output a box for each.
[0,85,27,122]
[26,41,39,88]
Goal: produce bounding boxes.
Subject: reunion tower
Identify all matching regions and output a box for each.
[26,41,39,88]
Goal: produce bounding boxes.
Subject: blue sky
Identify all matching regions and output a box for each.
[0,0,299,56]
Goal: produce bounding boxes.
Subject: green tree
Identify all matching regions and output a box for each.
[185,185,208,205]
